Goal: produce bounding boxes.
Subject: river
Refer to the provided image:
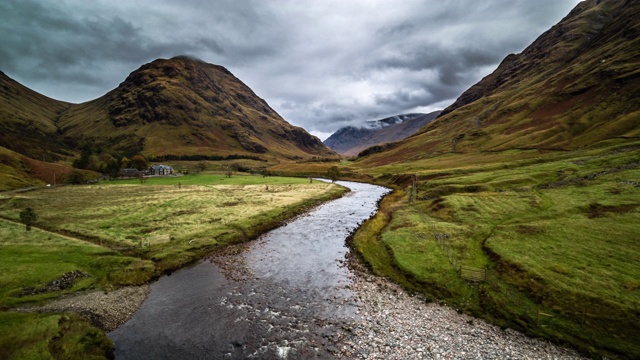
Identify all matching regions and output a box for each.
[108,180,391,359]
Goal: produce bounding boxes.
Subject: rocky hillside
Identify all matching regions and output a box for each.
[57,56,336,159]
[359,0,640,165]
[324,112,440,156]
[0,57,338,187]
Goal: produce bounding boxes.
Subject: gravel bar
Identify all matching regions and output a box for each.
[18,285,150,331]
[339,266,585,360]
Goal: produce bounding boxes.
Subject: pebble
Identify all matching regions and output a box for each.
[338,267,585,359]
[18,285,150,331]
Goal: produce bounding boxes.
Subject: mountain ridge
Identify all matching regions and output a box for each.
[324,112,440,156]
[56,56,336,159]
[359,0,640,166]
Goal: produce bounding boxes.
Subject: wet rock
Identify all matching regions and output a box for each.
[16,270,90,297]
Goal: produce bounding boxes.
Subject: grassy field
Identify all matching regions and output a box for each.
[0,174,346,359]
[349,141,640,359]
[0,174,345,273]
[0,219,141,359]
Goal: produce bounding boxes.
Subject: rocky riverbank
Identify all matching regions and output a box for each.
[19,260,586,359]
[337,261,585,359]
[18,285,149,331]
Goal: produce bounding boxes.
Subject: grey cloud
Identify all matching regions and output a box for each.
[0,0,581,137]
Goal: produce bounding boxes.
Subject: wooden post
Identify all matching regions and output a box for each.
[537,306,553,327]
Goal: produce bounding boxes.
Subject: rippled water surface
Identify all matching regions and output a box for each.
[109,181,390,359]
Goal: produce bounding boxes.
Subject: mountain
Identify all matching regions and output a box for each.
[56,56,336,159]
[359,0,640,165]
[0,57,335,161]
[0,70,72,162]
[0,56,337,187]
[324,112,440,156]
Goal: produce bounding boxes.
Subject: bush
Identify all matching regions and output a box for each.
[66,171,87,185]
[19,208,38,231]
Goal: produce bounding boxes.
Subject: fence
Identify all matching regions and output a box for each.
[433,228,486,282]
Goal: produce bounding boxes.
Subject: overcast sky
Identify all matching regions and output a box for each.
[1,0,581,140]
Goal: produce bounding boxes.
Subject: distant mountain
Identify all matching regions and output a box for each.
[324,112,440,156]
[0,56,337,188]
[359,0,640,165]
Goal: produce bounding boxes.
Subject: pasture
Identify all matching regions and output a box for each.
[0,174,346,359]
[352,143,640,358]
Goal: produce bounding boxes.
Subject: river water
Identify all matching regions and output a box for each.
[108,181,390,359]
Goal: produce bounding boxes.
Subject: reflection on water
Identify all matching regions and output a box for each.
[109,181,390,359]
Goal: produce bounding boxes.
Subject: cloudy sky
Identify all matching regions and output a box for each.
[1,0,581,139]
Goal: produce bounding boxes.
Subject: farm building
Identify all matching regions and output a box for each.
[149,165,174,175]
[120,168,141,177]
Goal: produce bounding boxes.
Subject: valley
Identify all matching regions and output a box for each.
[0,0,638,358]
[0,175,346,359]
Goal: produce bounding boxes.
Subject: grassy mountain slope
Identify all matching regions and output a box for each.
[58,56,335,160]
[0,146,81,191]
[358,0,639,168]
[328,1,640,357]
[0,56,337,188]
[0,71,72,161]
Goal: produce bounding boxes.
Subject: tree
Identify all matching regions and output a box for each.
[195,161,207,173]
[327,166,340,183]
[19,208,38,231]
[72,148,92,169]
[130,155,148,171]
[120,156,131,169]
[66,170,87,184]
[104,158,121,179]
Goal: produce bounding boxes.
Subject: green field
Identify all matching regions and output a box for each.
[0,174,346,359]
[350,142,640,358]
[0,220,142,360]
[0,174,345,272]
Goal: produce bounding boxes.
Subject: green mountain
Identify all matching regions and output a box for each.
[359,0,639,166]
[0,70,71,162]
[57,56,335,160]
[0,56,337,188]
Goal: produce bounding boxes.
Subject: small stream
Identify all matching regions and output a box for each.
[108,180,390,359]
